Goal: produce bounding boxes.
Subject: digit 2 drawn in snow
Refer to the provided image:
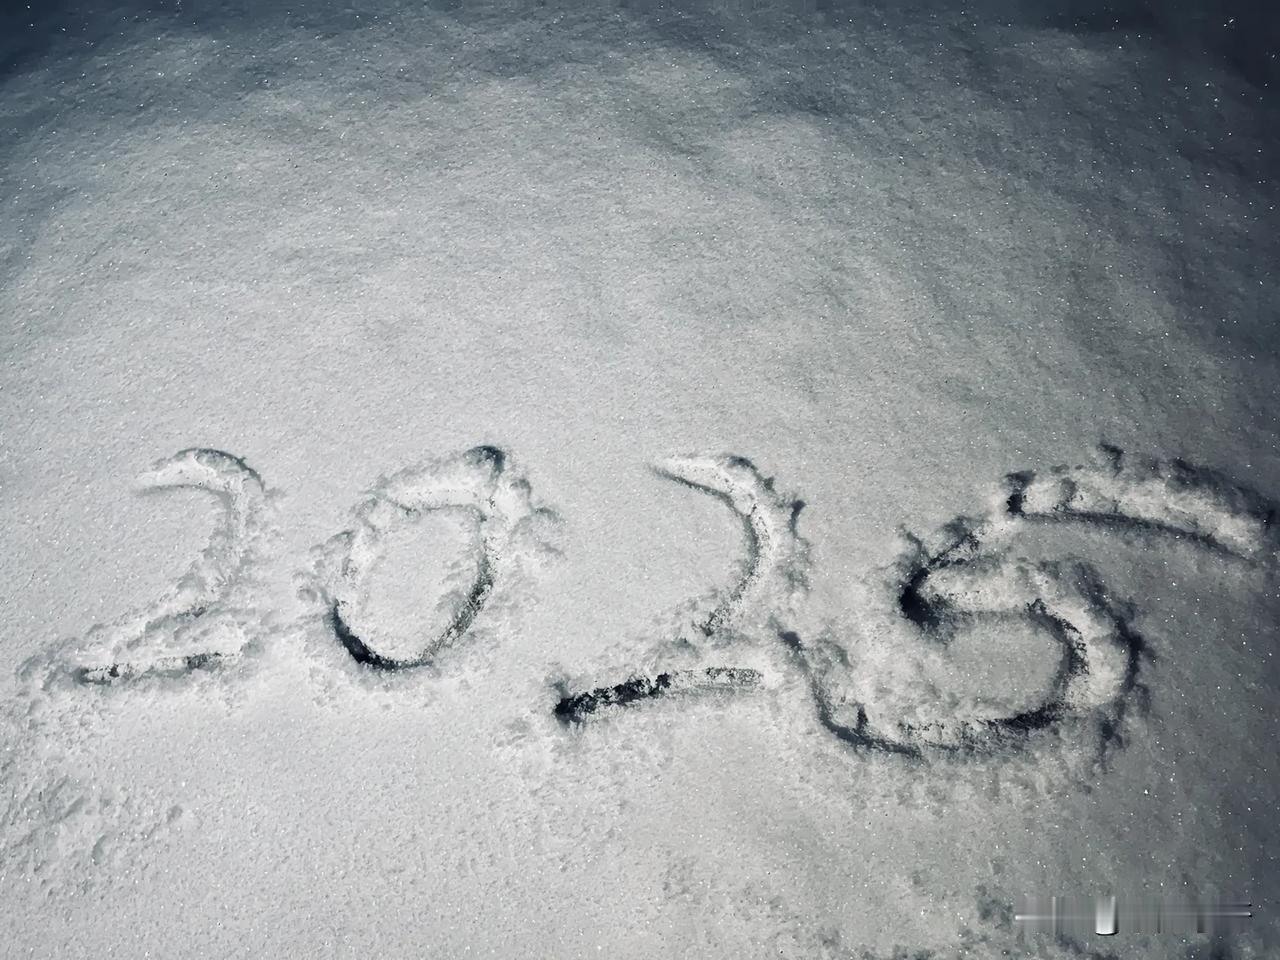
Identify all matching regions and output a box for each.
[553,455,807,721]
[63,448,270,684]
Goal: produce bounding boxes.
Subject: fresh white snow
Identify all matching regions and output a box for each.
[1,0,1278,956]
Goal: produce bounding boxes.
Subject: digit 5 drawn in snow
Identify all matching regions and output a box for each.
[312,445,558,671]
[51,448,271,685]
[805,530,1144,758]
[825,447,1273,757]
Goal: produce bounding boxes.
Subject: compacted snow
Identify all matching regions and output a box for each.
[1,0,1278,957]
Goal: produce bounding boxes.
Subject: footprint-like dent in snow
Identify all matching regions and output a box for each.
[554,455,806,722]
[57,448,269,685]
[317,446,553,671]
[0,743,196,899]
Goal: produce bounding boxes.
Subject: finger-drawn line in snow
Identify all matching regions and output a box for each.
[71,448,268,685]
[553,667,763,723]
[78,651,229,685]
[553,455,806,722]
[318,446,548,671]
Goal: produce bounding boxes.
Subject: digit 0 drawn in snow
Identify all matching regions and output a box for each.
[42,448,272,686]
[553,455,807,723]
[313,446,558,671]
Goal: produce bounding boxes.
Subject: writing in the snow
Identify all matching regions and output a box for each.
[58,444,1276,762]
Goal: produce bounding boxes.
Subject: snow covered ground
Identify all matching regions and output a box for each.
[1,0,1278,956]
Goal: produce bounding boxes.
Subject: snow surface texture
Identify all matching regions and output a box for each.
[2,0,1278,957]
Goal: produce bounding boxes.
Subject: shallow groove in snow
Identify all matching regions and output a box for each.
[652,454,809,637]
[553,667,763,722]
